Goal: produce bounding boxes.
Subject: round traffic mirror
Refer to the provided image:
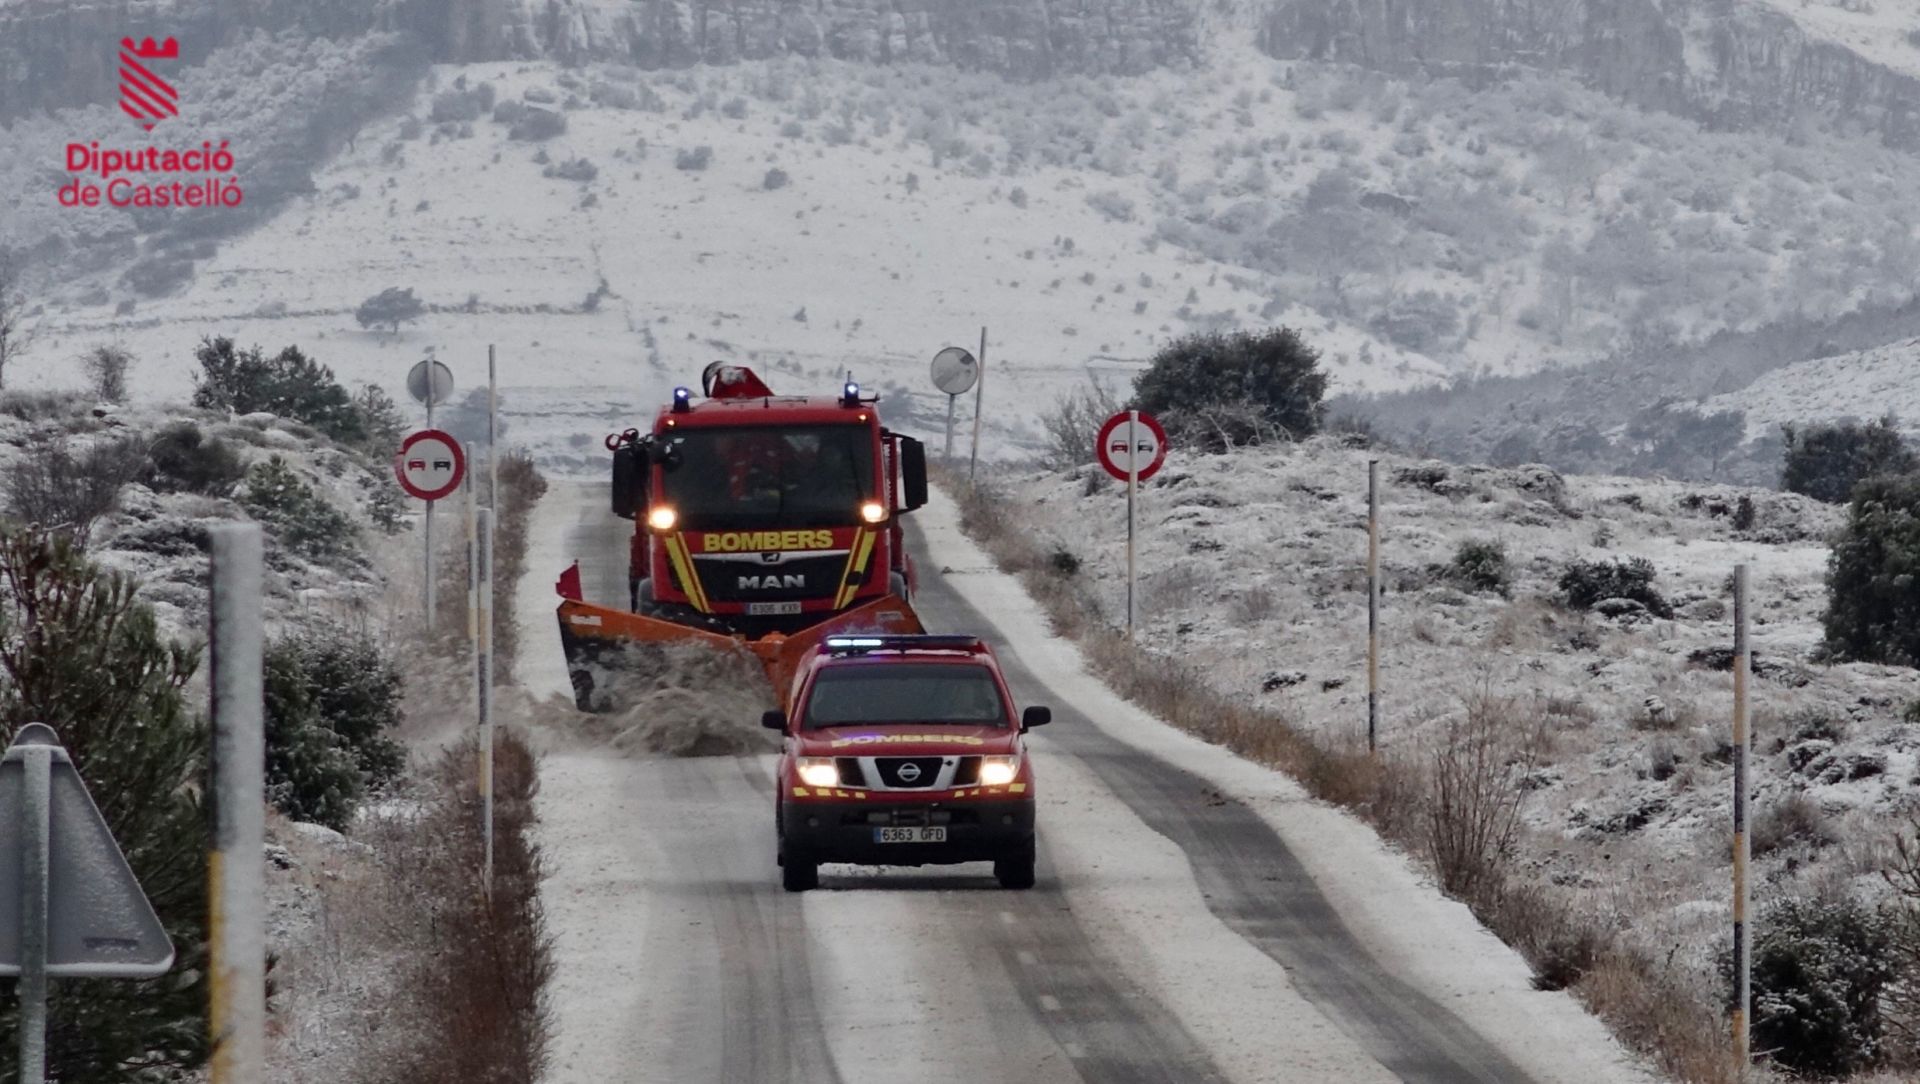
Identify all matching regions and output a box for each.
[930,347,978,395]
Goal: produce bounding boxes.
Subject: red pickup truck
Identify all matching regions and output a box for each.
[764,634,1051,891]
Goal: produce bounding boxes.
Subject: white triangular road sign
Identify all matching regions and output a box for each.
[0,723,174,978]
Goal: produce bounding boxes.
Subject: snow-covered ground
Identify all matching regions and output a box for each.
[980,434,1920,1012]
[520,472,1653,1083]
[1701,336,1920,438]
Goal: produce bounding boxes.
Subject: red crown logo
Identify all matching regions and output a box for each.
[121,37,179,60]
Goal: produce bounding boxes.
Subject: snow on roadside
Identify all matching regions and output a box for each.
[917,484,1660,1084]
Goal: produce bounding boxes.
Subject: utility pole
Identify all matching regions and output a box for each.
[1732,563,1751,1080]
[1366,459,1379,754]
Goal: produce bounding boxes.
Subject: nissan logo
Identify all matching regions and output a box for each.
[895,762,922,782]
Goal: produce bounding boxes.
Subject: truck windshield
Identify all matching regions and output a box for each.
[659,424,876,531]
[803,664,1008,728]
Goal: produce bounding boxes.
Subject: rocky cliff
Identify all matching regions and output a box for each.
[1257,0,1920,148]
[0,0,1202,120]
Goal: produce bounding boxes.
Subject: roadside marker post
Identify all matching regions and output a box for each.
[476,507,495,897]
[1367,459,1380,755]
[465,443,478,644]
[0,723,178,1084]
[487,346,498,510]
[208,522,265,1084]
[1095,410,1168,638]
[968,327,988,486]
[1732,564,1751,1080]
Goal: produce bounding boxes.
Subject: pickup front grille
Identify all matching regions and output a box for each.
[874,757,943,789]
[949,756,982,787]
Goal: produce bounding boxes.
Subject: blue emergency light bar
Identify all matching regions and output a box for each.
[822,634,985,654]
[671,386,692,413]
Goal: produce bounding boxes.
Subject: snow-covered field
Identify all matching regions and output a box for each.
[1701,336,1920,438]
[981,435,1920,1007]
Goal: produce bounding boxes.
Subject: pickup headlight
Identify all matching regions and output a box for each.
[979,755,1020,787]
[796,758,839,788]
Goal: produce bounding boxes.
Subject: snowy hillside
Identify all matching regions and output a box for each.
[14,36,1920,476]
[985,436,1920,995]
[1700,337,1920,439]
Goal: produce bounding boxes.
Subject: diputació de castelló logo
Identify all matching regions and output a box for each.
[58,35,245,210]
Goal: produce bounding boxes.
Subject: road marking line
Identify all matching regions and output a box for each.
[998,910,1017,926]
[1038,994,1061,1012]
[1063,1041,1086,1059]
[1016,950,1037,966]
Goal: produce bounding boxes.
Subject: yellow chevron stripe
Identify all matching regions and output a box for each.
[835,528,879,608]
[664,535,710,612]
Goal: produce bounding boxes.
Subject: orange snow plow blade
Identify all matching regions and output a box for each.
[558,595,924,713]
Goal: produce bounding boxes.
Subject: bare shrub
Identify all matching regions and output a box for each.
[1038,381,1120,470]
[82,344,133,403]
[1228,582,1276,625]
[0,390,86,421]
[1752,793,1838,857]
[4,437,141,544]
[1427,693,1525,904]
[358,732,552,1084]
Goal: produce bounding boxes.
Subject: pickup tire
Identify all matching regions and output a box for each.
[994,840,1036,890]
[782,854,819,892]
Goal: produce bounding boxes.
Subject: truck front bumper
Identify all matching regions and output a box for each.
[780,799,1035,866]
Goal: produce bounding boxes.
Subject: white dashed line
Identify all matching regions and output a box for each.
[1038,994,1062,1012]
[998,910,1018,926]
[1063,1041,1086,1060]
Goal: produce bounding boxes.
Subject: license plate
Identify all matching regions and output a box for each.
[874,826,946,844]
[747,601,803,616]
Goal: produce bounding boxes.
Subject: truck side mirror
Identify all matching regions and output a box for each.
[761,709,788,732]
[610,441,647,519]
[900,437,928,512]
[1021,706,1052,731]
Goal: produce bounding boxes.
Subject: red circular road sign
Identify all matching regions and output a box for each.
[393,429,466,501]
[1096,410,1168,482]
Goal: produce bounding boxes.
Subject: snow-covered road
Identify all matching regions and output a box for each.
[526,482,1656,1084]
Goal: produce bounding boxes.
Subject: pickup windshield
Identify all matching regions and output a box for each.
[803,664,1008,729]
[659,424,875,532]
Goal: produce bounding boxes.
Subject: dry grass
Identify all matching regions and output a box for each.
[944,475,1753,1084]
[424,449,548,681]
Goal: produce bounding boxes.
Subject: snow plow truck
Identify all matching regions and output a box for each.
[557,363,930,711]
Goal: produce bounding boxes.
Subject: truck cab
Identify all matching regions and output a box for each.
[609,363,928,637]
[764,635,1052,892]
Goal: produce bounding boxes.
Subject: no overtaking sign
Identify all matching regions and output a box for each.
[394,428,466,501]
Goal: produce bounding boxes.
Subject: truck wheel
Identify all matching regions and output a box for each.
[994,841,1036,890]
[782,854,819,892]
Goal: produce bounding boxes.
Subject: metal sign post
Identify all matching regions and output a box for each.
[465,444,478,645]
[1367,460,1380,755]
[487,346,498,509]
[406,360,455,628]
[209,523,265,1084]
[1732,564,1752,1080]
[0,723,177,1084]
[476,507,495,897]
[930,346,979,466]
[968,327,987,484]
[1094,410,1168,639]
[394,427,467,637]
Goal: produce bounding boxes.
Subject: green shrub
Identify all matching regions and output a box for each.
[1448,539,1510,596]
[262,623,406,829]
[263,637,361,830]
[142,421,247,496]
[191,337,366,444]
[1557,556,1672,618]
[1781,416,1916,504]
[239,456,357,562]
[1721,895,1895,1075]
[1131,327,1326,451]
[1822,472,1920,665]
[0,529,208,1078]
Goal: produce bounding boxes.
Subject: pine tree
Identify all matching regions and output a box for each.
[0,529,209,1079]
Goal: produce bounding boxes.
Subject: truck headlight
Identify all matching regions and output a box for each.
[796,758,839,788]
[979,756,1019,787]
[647,505,677,531]
[859,500,887,524]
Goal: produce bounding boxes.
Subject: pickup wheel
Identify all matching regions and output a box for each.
[994,841,1036,890]
[782,855,819,892]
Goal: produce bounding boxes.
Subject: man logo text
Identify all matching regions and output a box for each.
[738,575,806,590]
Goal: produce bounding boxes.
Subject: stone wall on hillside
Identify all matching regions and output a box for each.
[1257,0,1920,148]
[0,0,1203,121]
